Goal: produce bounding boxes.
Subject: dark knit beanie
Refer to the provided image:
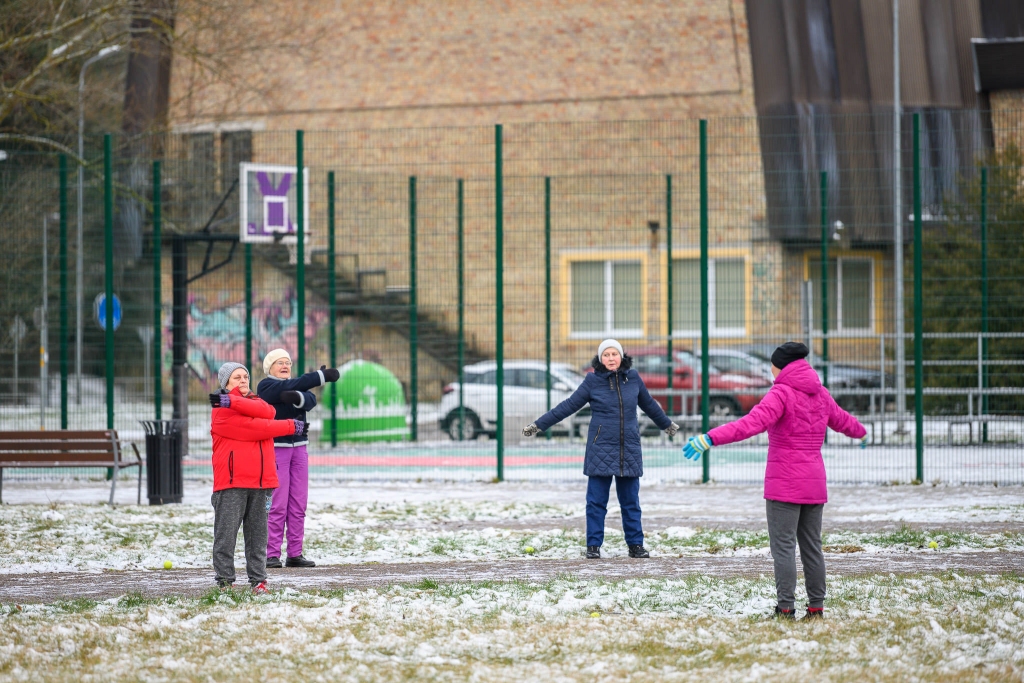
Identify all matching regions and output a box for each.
[771,342,810,370]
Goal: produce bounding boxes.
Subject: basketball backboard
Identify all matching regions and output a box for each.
[239,162,311,244]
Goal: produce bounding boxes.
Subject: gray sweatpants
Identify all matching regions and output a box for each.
[212,488,271,587]
[765,499,826,610]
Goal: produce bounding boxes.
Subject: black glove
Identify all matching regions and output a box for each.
[280,390,303,407]
[293,420,309,437]
[320,365,341,383]
[209,392,230,408]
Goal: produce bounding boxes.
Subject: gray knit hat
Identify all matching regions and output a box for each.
[218,362,248,390]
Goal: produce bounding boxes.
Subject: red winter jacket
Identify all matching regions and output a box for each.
[707,359,866,505]
[210,388,294,492]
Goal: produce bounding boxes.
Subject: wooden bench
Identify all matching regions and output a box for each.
[0,430,142,505]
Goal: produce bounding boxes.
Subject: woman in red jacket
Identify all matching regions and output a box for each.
[209,362,305,592]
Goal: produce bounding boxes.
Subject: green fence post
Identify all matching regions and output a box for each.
[103,134,114,431]
[980,166,989,443]
[59,155,69,429]
[820,170,829,390]
[699,120,710,483]
[152,160,162,420]
[913,113,924,482]
[666,174,674,417]
[495,124,505,482]
[328,171,337,447]
[244,243,252,377]
[457,179,466,440]
[544,176,552,439]
[295,130,305,373]
[409,176,418,442]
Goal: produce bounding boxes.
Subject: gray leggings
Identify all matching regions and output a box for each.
[212,488,270,587]
[765,499,825,610]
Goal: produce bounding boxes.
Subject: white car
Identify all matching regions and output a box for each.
[438,360,588,440]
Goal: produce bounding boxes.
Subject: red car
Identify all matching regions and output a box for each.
[596,347,771,417]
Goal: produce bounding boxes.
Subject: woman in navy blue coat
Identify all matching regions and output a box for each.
[523,339,679,559]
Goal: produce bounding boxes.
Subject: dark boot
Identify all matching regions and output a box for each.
[285,555,316,568]
[586,546,601,559]
[773,605,796,620]
[628,544,650,558]
[802,607,824,620]
[265,557,282,569]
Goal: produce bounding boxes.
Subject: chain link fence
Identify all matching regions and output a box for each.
[2,110,1022,484]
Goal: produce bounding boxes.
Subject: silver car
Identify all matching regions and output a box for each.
[438,361,588,440]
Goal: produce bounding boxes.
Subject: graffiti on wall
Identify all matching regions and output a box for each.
[163,287,331,389]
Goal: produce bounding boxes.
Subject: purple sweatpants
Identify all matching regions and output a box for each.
[266,444,309,559]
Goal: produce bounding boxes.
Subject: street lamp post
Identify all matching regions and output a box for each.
[76,45,121,405]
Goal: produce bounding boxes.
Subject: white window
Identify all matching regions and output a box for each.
[807,257,873,332]
[570,260,642,337]
[671,257,747,337]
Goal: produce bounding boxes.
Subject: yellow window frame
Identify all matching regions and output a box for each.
[559,250,650,345]
[801,249,886,335]
[659,248,752,339]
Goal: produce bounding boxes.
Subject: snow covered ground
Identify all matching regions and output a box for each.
[1,573,1022,681]
[1,482,1021,680]
[1,482,1023,574]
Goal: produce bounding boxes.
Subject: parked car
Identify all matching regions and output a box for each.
[700,348,775,383]
[605,347,771,417]
[438,360,589,440]
[742,344,894,412]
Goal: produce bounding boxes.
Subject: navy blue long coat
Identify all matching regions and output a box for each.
[534,357,671,477]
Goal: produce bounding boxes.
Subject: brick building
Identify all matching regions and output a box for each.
[162,0,1014,402]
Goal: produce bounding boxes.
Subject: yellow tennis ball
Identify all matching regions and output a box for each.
[163,560,173,569]
[928,541,938,550]
[590,612,600,618]
[524,546,535,554]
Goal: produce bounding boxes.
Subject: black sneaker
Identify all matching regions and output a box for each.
[265,557,283,569]
[773,605,796,620]
[803,607,824,620]
[285,554,316,568]
[628,544,650,558]
[586,546,601,559]
[217,580,234,591]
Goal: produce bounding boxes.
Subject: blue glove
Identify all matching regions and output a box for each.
[682,433,712,461]
[860,435,868,449]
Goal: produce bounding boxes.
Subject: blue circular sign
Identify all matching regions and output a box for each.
[93,293,122,331]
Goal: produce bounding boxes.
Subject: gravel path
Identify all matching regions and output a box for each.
[2,551,1021,604]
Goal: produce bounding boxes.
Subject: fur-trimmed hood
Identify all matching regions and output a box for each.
[591,353,633,374]
[533,351,670,477]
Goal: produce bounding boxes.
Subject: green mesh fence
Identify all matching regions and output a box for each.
[1,111,1022,485]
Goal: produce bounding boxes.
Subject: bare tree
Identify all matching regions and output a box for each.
[1,0,321,140]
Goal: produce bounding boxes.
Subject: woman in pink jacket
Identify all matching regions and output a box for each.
[682,342,867,620]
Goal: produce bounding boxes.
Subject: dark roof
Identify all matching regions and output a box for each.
[972,38,1024,92]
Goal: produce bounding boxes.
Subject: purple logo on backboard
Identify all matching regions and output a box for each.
[239,163,310,244]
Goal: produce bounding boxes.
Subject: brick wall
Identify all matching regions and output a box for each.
[166,0,792,398]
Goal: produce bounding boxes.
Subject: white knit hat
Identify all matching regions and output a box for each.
[262,348,291,377]
[597,339,623,359]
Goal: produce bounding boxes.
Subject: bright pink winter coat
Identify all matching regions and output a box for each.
[706,359,866,505]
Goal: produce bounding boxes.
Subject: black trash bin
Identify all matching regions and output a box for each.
[139,419,187,505]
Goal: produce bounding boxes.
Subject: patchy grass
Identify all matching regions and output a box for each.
[2,501,1023,573]
[1,573,1021,681]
